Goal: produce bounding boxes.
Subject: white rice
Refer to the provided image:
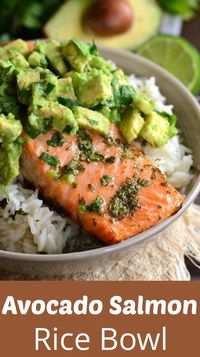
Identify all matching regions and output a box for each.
[0,184,80,254]
[0,76,194,254]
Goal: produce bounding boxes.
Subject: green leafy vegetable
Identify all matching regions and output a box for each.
[79,196,104,214]
[101,175,113,186]
[26,115,53,139]
[109,178,141,219]
[47,132,65,147]
[158,0,200,20]
[62,151,85,177]
[0,84,20,116]
[70,38,90,57]
[108,75,135,108]
[39,152,60,167]
[45,83,55,95]
[90,42,98,56]
[58,97,79,109]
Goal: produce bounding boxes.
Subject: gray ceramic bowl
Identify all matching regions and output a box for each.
[0,46,200,278]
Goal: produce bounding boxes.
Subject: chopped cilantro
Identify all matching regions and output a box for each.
[81,151,104,163]
[90,42,98,55]
[107,75,135,108]
[62,151,85,177]
[45,83,55,95]
[78,129,104,163]
[101,175,113,186]
[104,156,116,165]
[39,152,60,167]
[78,129,93,152]
[58,97,79,109]
[70,38,90,57]
[47,132,65,147]
[109,178,140,219]
[26,116,53,139]
[88,119,98,126]
[79,196,104,215]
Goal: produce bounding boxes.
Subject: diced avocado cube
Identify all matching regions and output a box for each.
[140,112,170,147]
[78,73,113,107]
[30,99,78,135]
[57,78,77,100]
[113,69,130,85]
[28,51,48,68]
[74,106,110,136]
[30,71,58,106]
[68,69,112,107]
[8,50,29,69]
[0,59,15,82]
[30,82,46,109]
[35,40,68,76]
[17,69,40,105]
[39,68,58,85]
[89,56,115,74]
[66,70,86,89]
[159,112,178,138]
[0,113,22,145]
[3,39,29,56]
[134,93,154,115]
[17,69,40,91]
[119,109,144,144]
[62,39,91,72]
[99,107,121,123]
[45,40,68,76]
[0,141,22,185]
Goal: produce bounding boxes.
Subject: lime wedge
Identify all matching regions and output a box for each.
[137,35,200,94]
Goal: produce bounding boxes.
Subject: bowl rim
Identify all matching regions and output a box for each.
[0,45,200,263]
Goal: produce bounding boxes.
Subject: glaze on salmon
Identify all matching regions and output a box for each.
[21,125,184,244]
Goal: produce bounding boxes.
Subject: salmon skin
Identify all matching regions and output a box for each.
[21,124,184,244]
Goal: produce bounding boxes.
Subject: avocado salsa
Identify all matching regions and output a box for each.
[0,38,178,186]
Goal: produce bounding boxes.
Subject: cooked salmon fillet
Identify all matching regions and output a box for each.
[21,124,184,244]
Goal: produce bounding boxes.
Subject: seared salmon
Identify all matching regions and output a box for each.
[21,124,184,244]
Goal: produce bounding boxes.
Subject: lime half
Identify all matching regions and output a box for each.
[137,35,200,94]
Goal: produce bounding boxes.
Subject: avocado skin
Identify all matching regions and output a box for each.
[44,0,161,50]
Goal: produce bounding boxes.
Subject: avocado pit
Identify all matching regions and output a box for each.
[84,0,133,37]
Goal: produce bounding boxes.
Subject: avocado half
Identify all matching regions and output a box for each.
[44,0,162,50]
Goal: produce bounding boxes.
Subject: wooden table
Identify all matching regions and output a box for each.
[182,12,200,277]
